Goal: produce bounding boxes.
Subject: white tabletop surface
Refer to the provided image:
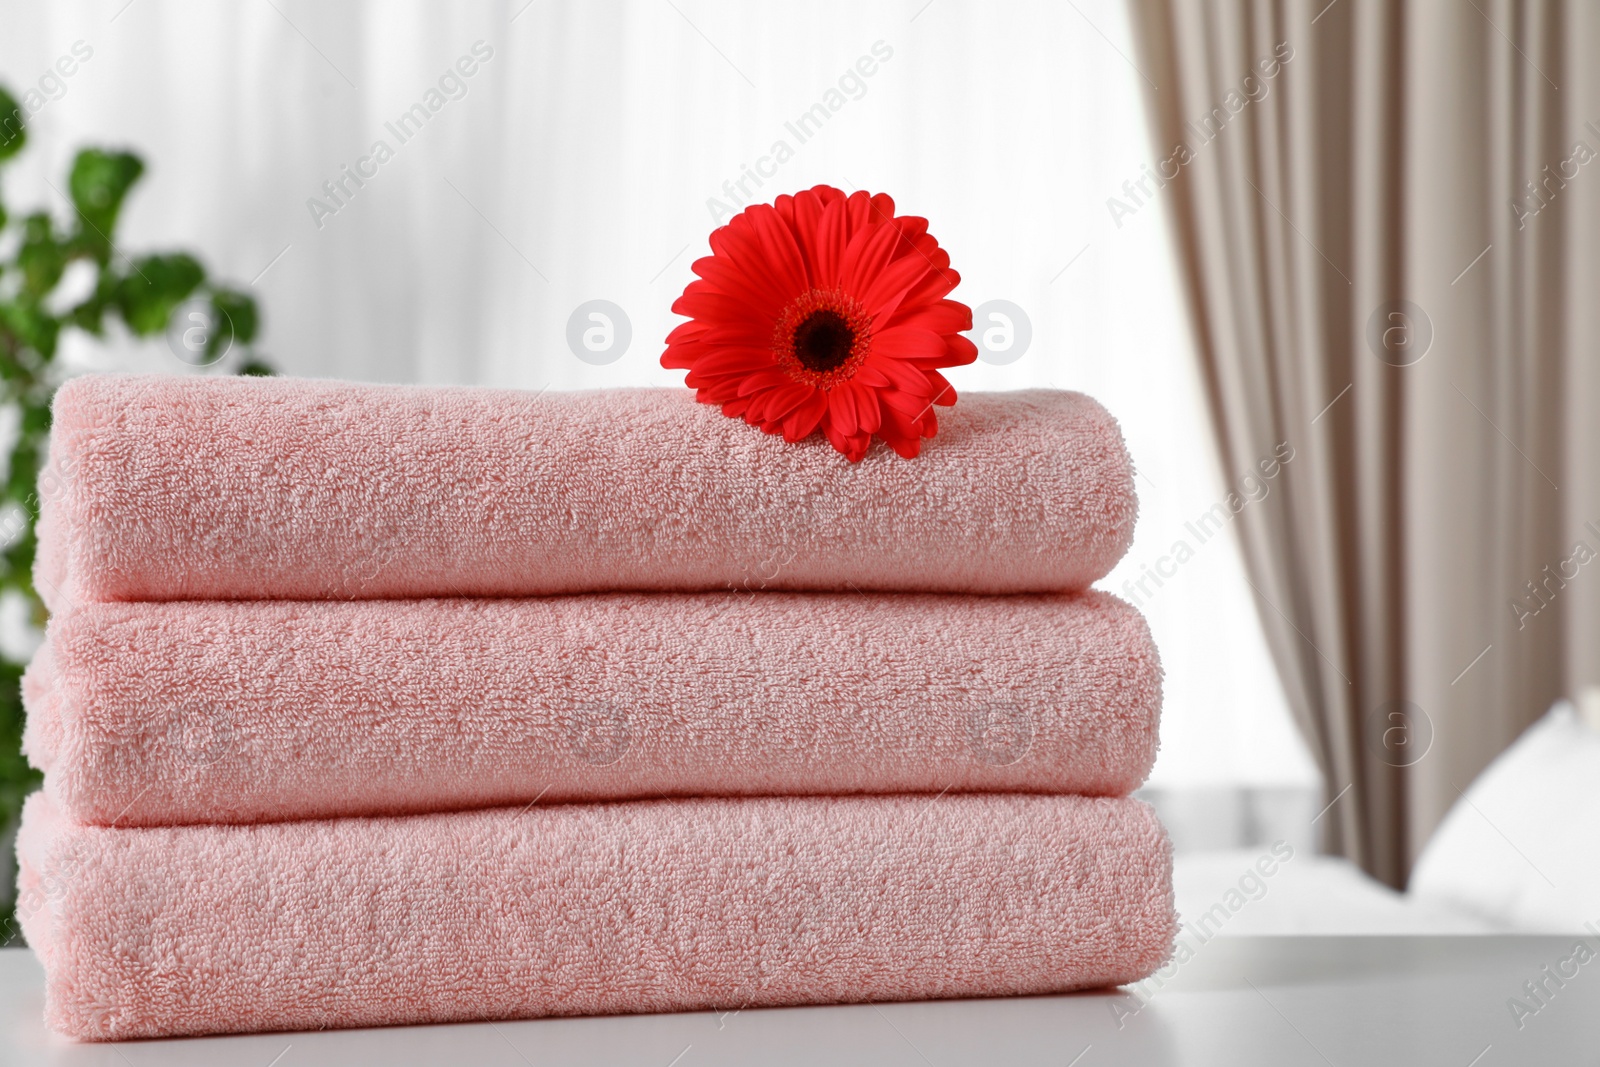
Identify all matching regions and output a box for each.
[0,936,1586,1065]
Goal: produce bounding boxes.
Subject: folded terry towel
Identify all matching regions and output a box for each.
[36,375,1136,606]
[24,590,1160,826]
[15,791,1175,1040]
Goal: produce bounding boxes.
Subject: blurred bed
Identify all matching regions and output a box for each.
[1168,700,1600,936]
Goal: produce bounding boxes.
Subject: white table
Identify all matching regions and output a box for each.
[0,937,1587,1064]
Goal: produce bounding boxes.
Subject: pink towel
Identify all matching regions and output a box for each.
[15,791,1175,1040]
[24,590,1160,826]
[36,375,1136,607]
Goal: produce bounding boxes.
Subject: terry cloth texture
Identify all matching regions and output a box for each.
[16,790,1177,1041]
[36,375,1137,606]
[23,590,1161,826]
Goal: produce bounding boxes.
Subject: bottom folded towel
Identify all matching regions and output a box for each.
[17,791,1174,1040]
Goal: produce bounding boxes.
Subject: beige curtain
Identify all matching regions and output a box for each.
[1130,0,1600,886]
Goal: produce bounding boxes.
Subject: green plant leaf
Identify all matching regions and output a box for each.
[0,86,25,163]
[206,287,258,360]
[114,253,203,336]
[62,268,119,336]
[212,288,258,344]
[68,149,143,255]
[18,402,49,438]
[2,522,37,582]
[0,654,42,947]
[0,301,58,363]
[17,213,66,300]
[237,357,274,377]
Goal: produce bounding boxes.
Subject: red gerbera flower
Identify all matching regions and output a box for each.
[662,185,976,461]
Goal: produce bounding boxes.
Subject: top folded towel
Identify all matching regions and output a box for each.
[37,375,1136,605]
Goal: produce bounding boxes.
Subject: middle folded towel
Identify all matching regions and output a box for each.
[25,590,1160,827]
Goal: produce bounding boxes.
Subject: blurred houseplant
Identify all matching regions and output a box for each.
[0,85,269,939]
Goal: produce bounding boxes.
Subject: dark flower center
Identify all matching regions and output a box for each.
[771,288,872,388]
[791,310,856,373]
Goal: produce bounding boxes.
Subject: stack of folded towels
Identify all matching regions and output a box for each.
[16,374,1174,1040]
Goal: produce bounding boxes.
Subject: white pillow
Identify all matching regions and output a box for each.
[1409,701,1600,932]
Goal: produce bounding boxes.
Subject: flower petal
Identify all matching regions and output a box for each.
[823,419,872,462]
[869,353,938,396]
[691,254,788,318]
[844,190,874,237]
[787,188,825,288]
[854,362,894,388]
[886,298,971,334]
[900,265,959,309]
[672,289,771,327]
[839,222,901,300]
[698,322,776,348]
[923,370,958,405]
[870,326,946,362]
[860,250,935,321]
[846,380,882,433]
[710,215,800,311]
[772,192,797,231]
[879,403,928,457]
[684,346,774,378]
[782,390,828,442]
[737,370,795,397]
[665,319,709,345]
[809,195,849,289]
[942,334,978,366]
[827,383,859,436]
[764,383,814,424]
[867,192,896,226]
[745,203,809,298]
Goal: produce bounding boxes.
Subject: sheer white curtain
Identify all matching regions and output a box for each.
[0,0,1315,794]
